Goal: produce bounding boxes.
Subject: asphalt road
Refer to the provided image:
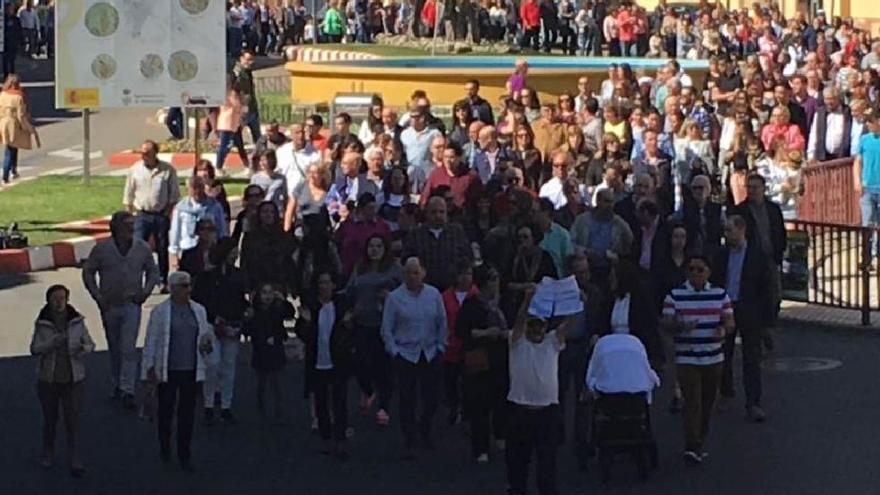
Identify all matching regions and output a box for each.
[0,268,879,495]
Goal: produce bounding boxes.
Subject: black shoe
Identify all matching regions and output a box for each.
[221,409,238,425]
[420,433,435,450]
[122,394,137,410]
[447,410,460,426]
[180,459,196,473]
[204,408,215,426]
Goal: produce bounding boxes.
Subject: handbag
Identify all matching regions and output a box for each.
[463,348,490,374]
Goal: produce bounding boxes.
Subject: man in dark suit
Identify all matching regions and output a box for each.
[631,198,669,274]
[676,174,723,258]
[730,174,787,330]
[711,214,773,423]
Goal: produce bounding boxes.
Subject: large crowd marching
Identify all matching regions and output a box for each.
[14,1,880,494]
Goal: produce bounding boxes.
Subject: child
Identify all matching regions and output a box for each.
[243,282,295,422]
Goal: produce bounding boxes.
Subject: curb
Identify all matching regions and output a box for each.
[108,152,245,169]
[0,197,242,274]
[0,231,111,274]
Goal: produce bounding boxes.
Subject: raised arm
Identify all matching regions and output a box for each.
[510,285,537,344]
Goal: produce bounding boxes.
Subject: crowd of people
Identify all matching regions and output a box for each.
[21,1,880,493]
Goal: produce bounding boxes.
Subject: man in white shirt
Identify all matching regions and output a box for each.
[808,87,852,161]
[276,123,320,197]
[506,287,575,495]
[540,151,574,209]
[382,258,447,459]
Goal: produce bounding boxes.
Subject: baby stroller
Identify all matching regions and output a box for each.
[586,334,660,482]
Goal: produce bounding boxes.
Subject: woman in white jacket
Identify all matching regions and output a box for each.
[141,271,215,472]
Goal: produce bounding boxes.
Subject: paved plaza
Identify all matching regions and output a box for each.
[1,269,879,495]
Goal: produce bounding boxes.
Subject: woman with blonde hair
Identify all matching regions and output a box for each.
[0,73,38,184]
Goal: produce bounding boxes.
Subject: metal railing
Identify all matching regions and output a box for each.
[797,157,860,226]
[785,219,875,325]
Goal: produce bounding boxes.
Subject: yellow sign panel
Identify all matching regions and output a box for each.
[63,88,100,108]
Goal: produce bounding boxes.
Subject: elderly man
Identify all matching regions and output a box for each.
[403,196,472,290]
[123,140,180,290]
[326,151,380,219]
[142,271,215,472]
[675,174,724,257]
[83,212,160,409]
[276,123,321,196]
[473,126,514,185]
[808,87,853,161]
[540,151,577,210]
[570,188,633,282]
[401,107,443,173]
[382,257,448,459]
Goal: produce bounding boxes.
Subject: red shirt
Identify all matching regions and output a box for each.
[520,1,540,30]
[335,217,391,278]
[421,0,437,28]
[617,10,636,42]
[421,166,482,208]
[310,130,329,152]
[442,286,479,363]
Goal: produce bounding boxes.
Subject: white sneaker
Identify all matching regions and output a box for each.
[683,450,703,464]
[495,439,506,452]
[476,453,489,463]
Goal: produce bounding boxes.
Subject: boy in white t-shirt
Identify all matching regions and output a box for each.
[505,288,575,495]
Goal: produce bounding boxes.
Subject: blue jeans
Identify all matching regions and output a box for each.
[101,303,143,396]
[860,191,880,255]
[242,109,261,144]
[216,130,247,170]
[134,213,170,282]
[3,146,17,181]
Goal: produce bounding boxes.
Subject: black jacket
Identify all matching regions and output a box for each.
[296,296,355,373]
[731,199,787,264]
[681,198,724,258]
[466,96,495,126]
[811,105,853,161]
[630,219,670,275]
[711,242,773,330]
[244,300,295,372]
[192,265,248,325]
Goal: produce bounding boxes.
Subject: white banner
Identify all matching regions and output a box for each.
[55,0,226,108]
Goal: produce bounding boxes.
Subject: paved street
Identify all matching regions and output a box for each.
[1,268,879,495]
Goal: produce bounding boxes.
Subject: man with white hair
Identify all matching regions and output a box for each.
[142,271,215,472]
[473,126,514,185]
[382,257,448,459]
[861,40,880,70]
[808,87,853,161]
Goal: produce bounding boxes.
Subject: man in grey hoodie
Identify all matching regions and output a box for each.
[83,211,160,409]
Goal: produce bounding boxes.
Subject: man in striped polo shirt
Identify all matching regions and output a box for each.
[662,255,735,465]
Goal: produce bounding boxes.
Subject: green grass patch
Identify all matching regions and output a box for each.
[1,176,247,246]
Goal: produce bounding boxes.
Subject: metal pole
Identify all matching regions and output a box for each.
[82,108,91,186]
[312,0,317,45]
[431,0,441,56]
[193,107,200,166]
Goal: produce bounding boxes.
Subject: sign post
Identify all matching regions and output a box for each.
[82,108,91,185]
[192,107,200,167]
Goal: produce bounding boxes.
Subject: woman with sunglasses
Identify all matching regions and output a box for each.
[232,184,264,242]
[511,124,542,192]
[449,100,475,148]
[557,93,577,125]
